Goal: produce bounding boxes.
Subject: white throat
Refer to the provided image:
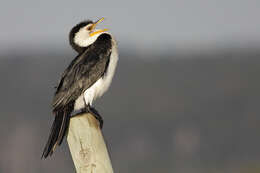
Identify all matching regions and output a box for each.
[74,28,107,47]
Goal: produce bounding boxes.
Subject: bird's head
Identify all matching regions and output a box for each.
[69,17,108,52]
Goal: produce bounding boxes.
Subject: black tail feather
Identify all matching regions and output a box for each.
[57,110,71,145]
[41,111,66,159]
[42,101,75,159]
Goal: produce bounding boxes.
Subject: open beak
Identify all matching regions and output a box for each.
[89,17,108,37]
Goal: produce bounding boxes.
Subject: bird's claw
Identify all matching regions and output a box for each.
[70,106,103,129]
[86,106,103,129]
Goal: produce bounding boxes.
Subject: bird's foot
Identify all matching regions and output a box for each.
[85,105,103,129]
[70,106,103,128]
[70,109,86,118]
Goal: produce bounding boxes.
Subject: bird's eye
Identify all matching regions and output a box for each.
[86,26,91,31]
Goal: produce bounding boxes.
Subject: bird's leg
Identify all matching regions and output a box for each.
[70,109,87,118]
[83,99,103,128]
[86,105,103,129]
[88,106,103,129]
[70,98,89,118]
[70,102,103,128]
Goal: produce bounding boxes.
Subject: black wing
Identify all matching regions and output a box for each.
[52,33,112,111]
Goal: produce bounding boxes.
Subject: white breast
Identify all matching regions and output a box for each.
[74,39,118,110]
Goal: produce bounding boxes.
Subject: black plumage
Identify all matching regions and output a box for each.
[42,33,112,158]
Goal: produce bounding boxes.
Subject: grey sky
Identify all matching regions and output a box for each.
[1,0,260,52]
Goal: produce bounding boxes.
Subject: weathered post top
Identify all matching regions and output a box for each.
[67,113,113,173]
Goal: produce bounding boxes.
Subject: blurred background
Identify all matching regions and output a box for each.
[1,0,260,173]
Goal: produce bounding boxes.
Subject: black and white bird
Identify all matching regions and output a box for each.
[42,18,118,158]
